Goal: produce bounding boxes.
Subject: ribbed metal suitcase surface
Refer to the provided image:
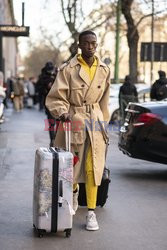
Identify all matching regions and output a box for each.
[33,147,74,237]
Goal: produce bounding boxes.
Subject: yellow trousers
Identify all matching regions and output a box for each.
[73,146,98,209]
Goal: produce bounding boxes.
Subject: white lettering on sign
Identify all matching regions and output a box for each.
[0,26,27,32]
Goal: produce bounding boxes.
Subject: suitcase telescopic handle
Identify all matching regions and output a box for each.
[58,180,63,207]
[63,122,71,152]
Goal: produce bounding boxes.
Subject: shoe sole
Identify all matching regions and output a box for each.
[86,226,99,231]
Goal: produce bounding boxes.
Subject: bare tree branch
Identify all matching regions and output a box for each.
[85,15,112,32]
[130,8,167,39]
[61,0,68,25]
[38,25,62,50]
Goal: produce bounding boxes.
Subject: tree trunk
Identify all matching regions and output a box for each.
[128,31,138,83]
[121,0,139,83]
[67,32,79,60]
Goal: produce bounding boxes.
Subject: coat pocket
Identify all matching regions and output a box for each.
[71,130,85,145]
[71,113,85,145]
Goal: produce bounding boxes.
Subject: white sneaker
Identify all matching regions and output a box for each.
[73,187,79,213]
[86,211,99,231]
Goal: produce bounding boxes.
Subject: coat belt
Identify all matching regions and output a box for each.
[71,103,99,113]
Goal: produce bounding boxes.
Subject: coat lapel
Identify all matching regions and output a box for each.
[84,57,107,101]
[79,66,91,86]
[70,55,91,86]
[84,66,105,101]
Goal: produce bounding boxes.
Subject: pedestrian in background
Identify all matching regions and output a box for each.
[6,77,14,106]
[46,30,110,231]
[150,70,167,101]
[26,77,36,108]
[119,75,138,121]
[37,62,58,146]
[36,62,57,111]
[12,77,25,112]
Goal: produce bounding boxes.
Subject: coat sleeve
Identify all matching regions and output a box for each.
[99,69,111,123]
[45,66,70,118]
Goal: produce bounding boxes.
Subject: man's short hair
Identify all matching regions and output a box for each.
[79,30,96,43]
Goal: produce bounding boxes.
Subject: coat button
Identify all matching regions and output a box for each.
[98,85,101,88]
[81,84,85,87]
[83,100,86,103]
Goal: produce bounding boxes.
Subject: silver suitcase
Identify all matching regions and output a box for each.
[33,123,74,237]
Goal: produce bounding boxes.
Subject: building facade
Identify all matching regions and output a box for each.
[0,0,18,81]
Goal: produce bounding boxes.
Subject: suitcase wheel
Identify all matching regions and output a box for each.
[64,229,71,238]
[38,233,43,238]
[33,225,46,238]
[37,229,46,238]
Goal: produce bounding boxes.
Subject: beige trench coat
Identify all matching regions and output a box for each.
[45,54,110,186]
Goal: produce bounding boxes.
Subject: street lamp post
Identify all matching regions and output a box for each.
[22,2,25,26]
[114,0,121,83]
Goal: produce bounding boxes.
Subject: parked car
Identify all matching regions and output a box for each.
[109,84,150,123]
[109,84,122,122]
[118,100,167,164]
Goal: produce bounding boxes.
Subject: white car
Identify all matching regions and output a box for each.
[109,83,151,122]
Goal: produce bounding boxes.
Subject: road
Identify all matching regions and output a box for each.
[0,106,167,250]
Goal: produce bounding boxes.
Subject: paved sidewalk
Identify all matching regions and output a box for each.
[1,107,167,250]
[0,108,114,250]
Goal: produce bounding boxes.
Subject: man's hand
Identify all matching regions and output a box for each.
[60,113,71,122]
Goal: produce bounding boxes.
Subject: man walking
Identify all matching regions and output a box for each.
[119,75,138,121]
[150,70,167,101]
[12,77,25,112]
[36,62,58,146]
[46,30,110,231]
